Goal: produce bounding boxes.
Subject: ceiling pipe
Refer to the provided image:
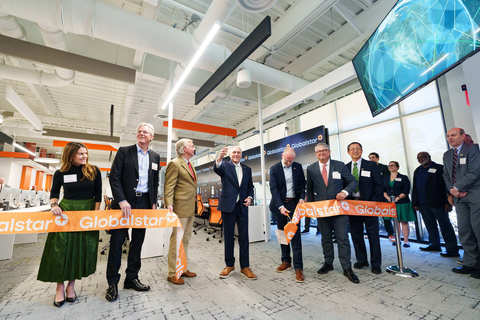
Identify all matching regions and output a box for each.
[0,64,73,86]
[0,0,321,113]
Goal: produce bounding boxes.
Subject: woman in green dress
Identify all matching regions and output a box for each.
[37,142,102,307]
[383,161,416,247]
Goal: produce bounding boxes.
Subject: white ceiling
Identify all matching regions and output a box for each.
[0,0,398,167]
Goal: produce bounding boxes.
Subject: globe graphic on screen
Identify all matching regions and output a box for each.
[365,0,477,110]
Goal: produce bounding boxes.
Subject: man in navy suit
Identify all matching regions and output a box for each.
[306,143,359,283]
[269,147,306,282]
[214,146,256,279]
[443,128,480,279]
[345,142,383,275]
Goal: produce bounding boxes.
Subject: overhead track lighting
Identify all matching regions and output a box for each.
[13,142,36,156]
[161,21,221,110]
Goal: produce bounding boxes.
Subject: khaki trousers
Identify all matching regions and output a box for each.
[167,215,194,277]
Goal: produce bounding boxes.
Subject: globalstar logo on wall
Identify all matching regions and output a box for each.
[0,209,182,234]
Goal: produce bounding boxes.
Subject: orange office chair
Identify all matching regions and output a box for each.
[193,194,212,235]
[207,198,223,243]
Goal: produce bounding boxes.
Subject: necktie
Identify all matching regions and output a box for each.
[235,164,241,202]
[322,164,328,186]
[188,161,196,182]
[452,148,457,184]
[353,162,359,193]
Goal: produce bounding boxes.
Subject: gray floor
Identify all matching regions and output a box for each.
[0,226,479,320]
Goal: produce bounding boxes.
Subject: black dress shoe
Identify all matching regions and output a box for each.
[124,279,150,292]
[452,266,479,274]
[66,290,77,303]
[105,284,118,302]
[471,270,480,279]
[353,262,369,269]
[371,266,382,274]
[419,245,441,252]
[317,263,334,274]
[53,299,65,308]
[343,268,360,284]
[440,252,460,257]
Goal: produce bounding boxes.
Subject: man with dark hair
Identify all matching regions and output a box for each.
[346,142,383,274]
[412,152,458,257]
[443,127,480,279]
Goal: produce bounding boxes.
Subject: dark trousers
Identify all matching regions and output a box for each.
[275,200,303,270]
[304,217,318,231]
[383,217,394,235]
[318,215,351,270]
[349,216,382,267]
[106,194,149,285]
[417,204,458,253]
[222,201,249,269]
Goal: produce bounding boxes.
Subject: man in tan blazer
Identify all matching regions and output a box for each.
[165,139,198,285]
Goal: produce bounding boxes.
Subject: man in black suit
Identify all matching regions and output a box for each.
[369,152,395,241]
[106,123,160,301]
[269,147,306,282]
[306,142,359,283]
[412,152,458,257]
[346,142,383,274]
[214,146,256,279]
[443,128,480,279]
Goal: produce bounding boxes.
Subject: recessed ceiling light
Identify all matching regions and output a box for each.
[34,157,60,163]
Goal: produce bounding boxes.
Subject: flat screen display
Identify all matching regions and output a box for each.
[352,0,480,116]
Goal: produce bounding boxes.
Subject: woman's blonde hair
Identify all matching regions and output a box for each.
[60,142,97,181]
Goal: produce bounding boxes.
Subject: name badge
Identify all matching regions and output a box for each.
[152,163,158,171]
[332,171,341,179]
[395,178,402,182]
[64,174,77,183]
[428,168,437,173]
[361,170,371,177]
[459,158,466,165]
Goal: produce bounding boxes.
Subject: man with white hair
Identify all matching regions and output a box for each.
[164,139,198,285]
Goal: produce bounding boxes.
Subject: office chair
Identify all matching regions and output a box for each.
[207,198,223,243]
[193,194,212,235]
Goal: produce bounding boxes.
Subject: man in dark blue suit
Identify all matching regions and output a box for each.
[306,143,359,283]
[214,146,256,279]
[346,142,383,274]
[269,147,306,282]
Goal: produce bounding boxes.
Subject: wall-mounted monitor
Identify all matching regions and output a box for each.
[352,0,480,117]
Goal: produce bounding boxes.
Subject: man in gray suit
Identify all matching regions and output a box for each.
[443,128,480,279]
[306,143,359,283]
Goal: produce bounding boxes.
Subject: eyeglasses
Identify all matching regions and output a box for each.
[316,149,330,154]
[388,164,397,167]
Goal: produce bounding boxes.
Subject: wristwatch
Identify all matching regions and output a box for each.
[50,202,59,208]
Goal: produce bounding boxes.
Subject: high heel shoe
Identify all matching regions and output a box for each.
[66,290,77,303]
[53,299,65,308]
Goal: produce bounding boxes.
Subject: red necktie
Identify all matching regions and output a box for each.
[452,148,457,184]
[322,164,328,186]
[188,161,196,182]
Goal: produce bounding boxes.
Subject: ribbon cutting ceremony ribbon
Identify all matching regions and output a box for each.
[0,209,187,280]
[283,200,397,244]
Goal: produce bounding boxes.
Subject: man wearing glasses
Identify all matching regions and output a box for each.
[306,143,359,283]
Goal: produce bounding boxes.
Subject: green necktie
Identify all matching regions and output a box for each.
[353,162,359,193]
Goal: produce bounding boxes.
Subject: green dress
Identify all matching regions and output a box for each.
[388,179,416,222]
[37,165,102,283]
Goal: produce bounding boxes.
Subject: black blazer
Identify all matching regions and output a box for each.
[213,160,254,215]
[383,172,411,204]
[269,161,306,214]
[345,158,383,201]
[306,160,357,202]
[412,161,447,208]
[109,144,161,209]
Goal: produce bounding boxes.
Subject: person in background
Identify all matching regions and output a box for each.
[0,177,10,189]
[269,147,306,283]
[369,152,395,242]
[383,161,416,247]
[464,134,474,144]
[37,142,102,308]
[412,152,458,257]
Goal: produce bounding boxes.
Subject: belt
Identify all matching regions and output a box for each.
[352,197,361,200]
[285,197,296,202]
[135,192,148,197]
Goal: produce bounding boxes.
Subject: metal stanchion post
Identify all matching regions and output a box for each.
[386,196,419,277]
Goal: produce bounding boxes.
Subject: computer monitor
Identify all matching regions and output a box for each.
[17,190,35,207]
[36,191,48,206]
[0,187,14,205]
[9,188,22,207]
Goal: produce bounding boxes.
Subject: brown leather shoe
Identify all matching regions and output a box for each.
[219,266,235,279]
[276,262,292,273]
[241,267,257,280]
[167,276,184,285]
[295,269,305,283]
[181,270,197,277]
